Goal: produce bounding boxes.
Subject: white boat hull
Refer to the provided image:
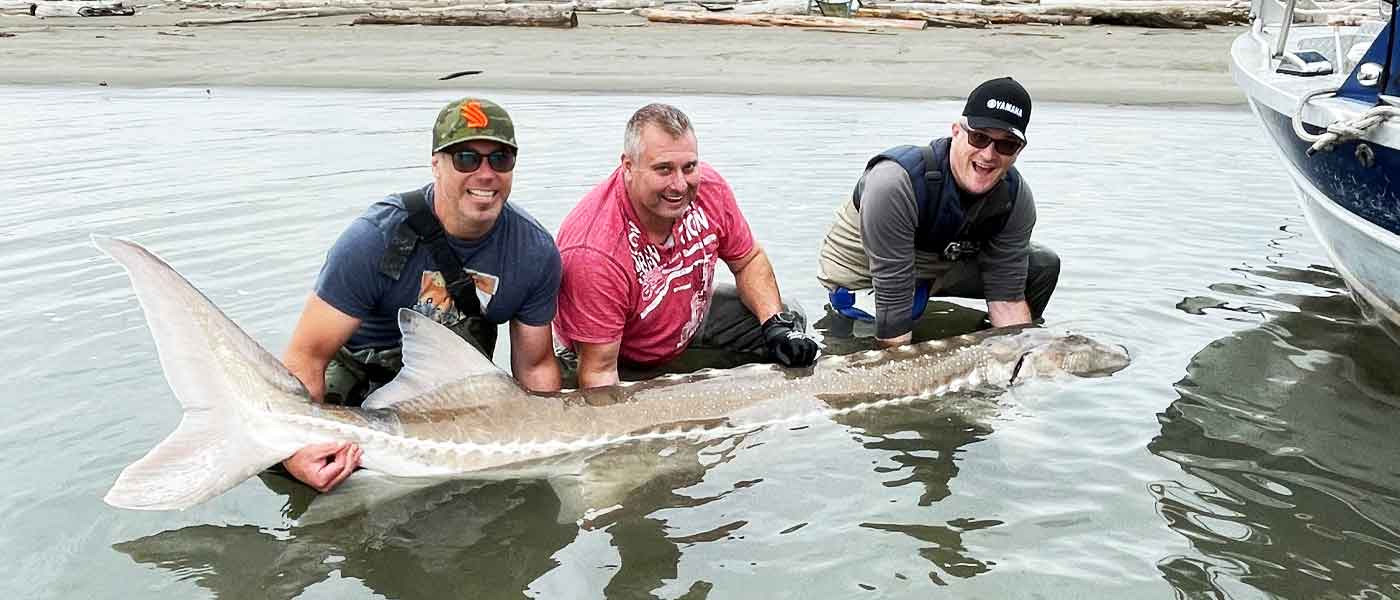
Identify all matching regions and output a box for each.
[1233,21,1400,340]
[1272,112,1400,334]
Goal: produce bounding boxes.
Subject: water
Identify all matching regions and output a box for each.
[3,86,1399,599]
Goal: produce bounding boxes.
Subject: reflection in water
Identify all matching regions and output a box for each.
[860,519,1000,585]
[814,301,1037,586]
[590,435,748,600]
[116,479,575,600]
[1152,261,1400,598]
[115,436,751,599]
[836,400,1000,585]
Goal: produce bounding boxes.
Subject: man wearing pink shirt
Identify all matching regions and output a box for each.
[554,103,820,388]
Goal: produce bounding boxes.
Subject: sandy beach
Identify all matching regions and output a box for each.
[0,7,1244,103]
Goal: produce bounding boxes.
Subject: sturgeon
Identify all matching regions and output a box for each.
[94,235,1130,511]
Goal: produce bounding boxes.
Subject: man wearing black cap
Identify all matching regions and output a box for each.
[817,77,1060,348]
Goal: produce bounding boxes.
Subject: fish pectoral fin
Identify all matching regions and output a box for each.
[363,308,520,410]
[547,442,708,527]
[547,474,636,528]
[546,475,592,525]
[297,472,456,527]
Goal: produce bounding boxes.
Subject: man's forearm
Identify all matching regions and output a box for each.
[733,249,783,323]
[575,340,623,389]
[871,278,916,341]
[283,352,329,402]
[508,321,564,393]
[875,332,913,348]
[987,299,1033,327]
[283,293,361,403]
[578,366,620,389]
[515,355,562,393]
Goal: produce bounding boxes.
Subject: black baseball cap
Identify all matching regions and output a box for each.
[962,77,1032,142]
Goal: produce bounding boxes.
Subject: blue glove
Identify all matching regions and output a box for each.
[762,311,820,368]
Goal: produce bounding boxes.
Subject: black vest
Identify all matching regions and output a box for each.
[853,137,1020,260]
[374,188,497,358]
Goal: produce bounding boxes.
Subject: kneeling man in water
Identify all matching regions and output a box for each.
[818,77,1060,347]
[280,97,562,492]
[554,103,820,388]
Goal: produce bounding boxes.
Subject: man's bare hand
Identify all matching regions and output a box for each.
[282,441,361,493]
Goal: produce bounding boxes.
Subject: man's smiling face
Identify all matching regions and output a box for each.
[948,119,1022,196]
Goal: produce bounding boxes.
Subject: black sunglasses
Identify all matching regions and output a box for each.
[450,149,516,174]
[964,129,1024,157]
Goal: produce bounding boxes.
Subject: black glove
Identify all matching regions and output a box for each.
[762,311,820,368]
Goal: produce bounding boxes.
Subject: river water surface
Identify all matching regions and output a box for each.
[4,87,1400,599]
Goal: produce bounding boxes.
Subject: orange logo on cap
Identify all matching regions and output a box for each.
[461,101,489,129]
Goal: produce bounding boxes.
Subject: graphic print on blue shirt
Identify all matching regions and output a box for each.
[409,268,499,325]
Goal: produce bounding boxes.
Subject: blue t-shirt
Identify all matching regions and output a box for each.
[315,183,562,350]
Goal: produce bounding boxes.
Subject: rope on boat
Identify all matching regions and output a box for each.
[1292,87,1400,155]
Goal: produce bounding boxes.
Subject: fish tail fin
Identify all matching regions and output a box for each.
[93,235,305,510]
[102,411,288,510]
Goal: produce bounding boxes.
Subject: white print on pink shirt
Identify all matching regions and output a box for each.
[629,204,722,350]
[676,255,715,349]
[627,223,662,279]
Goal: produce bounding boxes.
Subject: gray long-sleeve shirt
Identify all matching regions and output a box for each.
[817,159,1037,339]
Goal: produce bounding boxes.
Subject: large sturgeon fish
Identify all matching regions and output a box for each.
[95,235,1130,512]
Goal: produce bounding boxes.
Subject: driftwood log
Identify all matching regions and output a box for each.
[801,25,898,33]
[856,6,1083,25]
[864,1,1244,10]
[181,0,466,7]
[1039,4,1245,27]
[353,5,578,26]
[176,7,370,25]
[371,1,576,10]
[576,0,664,8]
[1045,5,1246,27]
[852,6,986,26]
[636,8,927,28]
[180,0,592,8]
[875,0,1239,5]
[859,1,1247,27]
[727,0,810,14]
[877,0,1042,4]
[175,0,694,8]
[26,0,135,16]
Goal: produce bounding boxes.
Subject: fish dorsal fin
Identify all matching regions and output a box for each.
[362,308,516,409]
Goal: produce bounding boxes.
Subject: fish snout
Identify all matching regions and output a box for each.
[1079,343,1131,377]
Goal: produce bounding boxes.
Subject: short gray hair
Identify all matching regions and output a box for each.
[623,103,694,161]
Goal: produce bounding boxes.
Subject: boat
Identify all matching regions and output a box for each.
[1231,0,1400,341]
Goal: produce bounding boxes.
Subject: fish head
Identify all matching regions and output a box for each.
[984,328,1131,384]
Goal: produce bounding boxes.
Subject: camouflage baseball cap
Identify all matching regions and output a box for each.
[432,97,517,153]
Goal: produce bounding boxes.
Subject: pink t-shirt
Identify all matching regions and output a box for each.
[554,163,756,365]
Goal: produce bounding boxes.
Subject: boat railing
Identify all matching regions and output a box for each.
[1247,0,1400,153]
[1251,0,1386,69]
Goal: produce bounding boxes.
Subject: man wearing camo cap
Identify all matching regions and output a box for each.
[818,77,1060,347]
[278,97,562,493]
